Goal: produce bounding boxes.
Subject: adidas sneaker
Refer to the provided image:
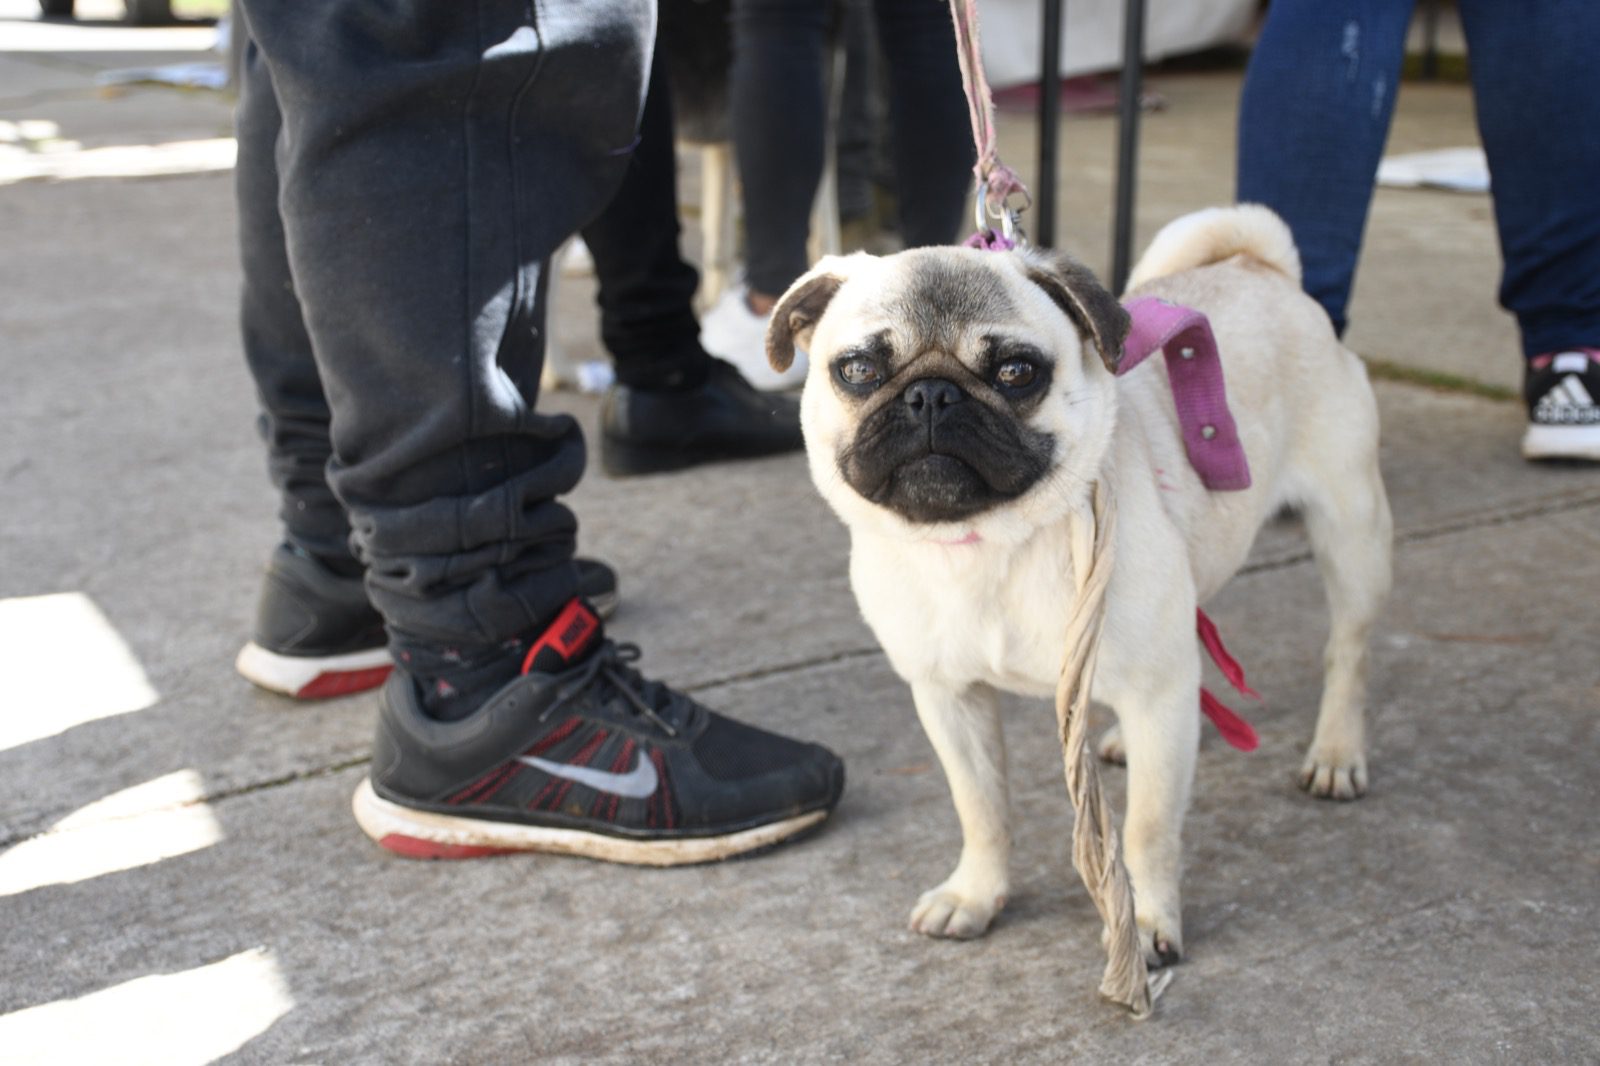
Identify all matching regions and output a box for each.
[1523,348,1600,461]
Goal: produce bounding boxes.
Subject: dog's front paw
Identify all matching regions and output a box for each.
[1096,724,1126,766]
[1140,914,1183,969]
[1106,909,1183,968]
[909,879,1006,940]
[1299,746,1367,800]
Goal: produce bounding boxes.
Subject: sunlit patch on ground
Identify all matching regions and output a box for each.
[0,592,160,752]
[0,121,235,185]
[0,948,294,1066]
[0,769,220,896]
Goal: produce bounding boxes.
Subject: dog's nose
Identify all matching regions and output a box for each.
[903,378,964,421]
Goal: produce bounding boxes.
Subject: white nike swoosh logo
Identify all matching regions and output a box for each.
[517,751,659,799]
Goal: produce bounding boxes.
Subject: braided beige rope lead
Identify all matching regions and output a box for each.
[1056,482,1172,1018]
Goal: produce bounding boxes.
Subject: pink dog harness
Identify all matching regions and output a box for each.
[1122,296,1260,752]
[1118,296,1252,492]
[963,233,1263,751]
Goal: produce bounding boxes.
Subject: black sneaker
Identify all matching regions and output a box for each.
[1523,348,1600,461]
[599,358,804,476]
[236,544,620,700]
[352,599,845,865]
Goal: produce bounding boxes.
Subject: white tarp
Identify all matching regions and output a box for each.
[978,0,1257,86]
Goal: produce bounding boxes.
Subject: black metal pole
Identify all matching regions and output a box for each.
[1036,0,1063,247]
[1109,0,1144,292]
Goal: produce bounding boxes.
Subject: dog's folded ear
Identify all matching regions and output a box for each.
[1022,251,1131,376]
[765,262,849,373]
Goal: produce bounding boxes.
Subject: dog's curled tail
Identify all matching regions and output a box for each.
[1124,203,1301,292]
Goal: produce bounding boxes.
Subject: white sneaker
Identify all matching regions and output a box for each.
[700,285,808,391]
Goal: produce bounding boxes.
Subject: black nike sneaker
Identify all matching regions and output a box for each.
[236,544,620,700]
[1523,348,1600,461]
[352,599,845,865]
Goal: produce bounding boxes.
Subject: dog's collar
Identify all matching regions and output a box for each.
[1120,298,1252,492]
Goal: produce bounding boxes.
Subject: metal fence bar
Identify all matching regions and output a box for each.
[1035,0,1064,247]
[1109,0,1145,292]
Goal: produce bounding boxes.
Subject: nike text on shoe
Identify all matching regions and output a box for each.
[237,547,621,700]
[1523,348,1600,461]
[352,599,846,865]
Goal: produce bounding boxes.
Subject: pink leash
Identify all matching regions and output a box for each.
[947,0,1030,245]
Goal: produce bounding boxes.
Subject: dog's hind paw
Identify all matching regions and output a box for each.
[1096,725,1126,765]
[910,882,1005,940]
[1298,748,1367,800]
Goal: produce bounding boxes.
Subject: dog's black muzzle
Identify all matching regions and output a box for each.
[840,377,1054,524]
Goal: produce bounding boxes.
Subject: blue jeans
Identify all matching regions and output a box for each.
[235,0,651,656]
[1237,0,1600,358]
[731,0,972,296]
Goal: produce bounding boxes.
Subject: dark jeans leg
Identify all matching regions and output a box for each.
[1458,0,1600,357]
[1236,0,1414,335]
[233,0,650,658]
[581,52,709,392]
[835,0,880,222]
[731,0,830,297]
[235,39,357,575]
[869,0,970,249]
[732,0,967,296]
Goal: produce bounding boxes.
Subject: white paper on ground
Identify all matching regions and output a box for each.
[1376,147,1490,193]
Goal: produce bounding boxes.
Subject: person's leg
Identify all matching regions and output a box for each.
[1236,0,1415,334]
[730,0,830,301]
[869,0,970,250]
[581,43,805,476]
[236,0,644,712]
[583,55,706,394]
[234,0,844,861]
[230,32,395,697]
[1456,0,1600,358]
[834,0,881,226]
[234,26,625,699]
[234,39,355,577]
[1457,0,1600,460]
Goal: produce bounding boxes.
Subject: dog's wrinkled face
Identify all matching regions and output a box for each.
[769,247,1129,543]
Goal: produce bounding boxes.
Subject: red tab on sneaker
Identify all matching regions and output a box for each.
[520,599,602,676]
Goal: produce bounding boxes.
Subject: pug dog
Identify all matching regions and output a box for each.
[765,205,1393,964]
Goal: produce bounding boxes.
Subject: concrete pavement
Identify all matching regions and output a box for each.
[2,12,1597,1064]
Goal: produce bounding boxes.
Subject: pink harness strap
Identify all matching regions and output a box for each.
[1119,297,1252,492]
[1197,609,1259,752]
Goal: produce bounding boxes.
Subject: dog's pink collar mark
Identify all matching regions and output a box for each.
[1197,609,1259,752]
[1120,297,1252,492]
[932,530,983,546]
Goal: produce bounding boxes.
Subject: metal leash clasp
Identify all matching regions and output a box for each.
[974,180,1026,248]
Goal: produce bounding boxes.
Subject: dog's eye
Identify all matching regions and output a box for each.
[837,357,883,389]
[995,359,1036,389]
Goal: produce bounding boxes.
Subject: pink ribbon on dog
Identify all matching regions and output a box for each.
[1196,609,1259,752]
[1119,297,1252,492]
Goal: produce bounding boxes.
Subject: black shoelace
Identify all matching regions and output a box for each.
[539,641,693,738]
